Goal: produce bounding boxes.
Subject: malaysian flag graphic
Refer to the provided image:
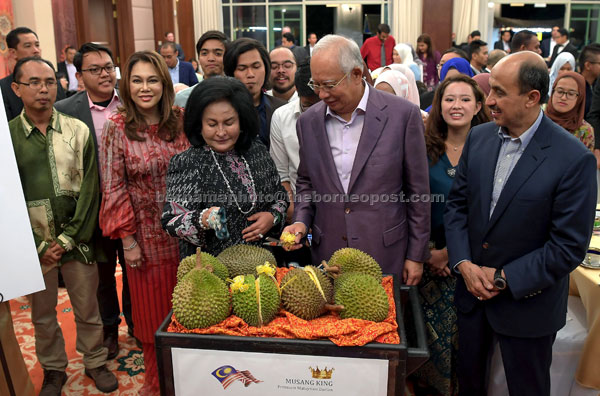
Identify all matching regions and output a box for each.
[211,365,262,389]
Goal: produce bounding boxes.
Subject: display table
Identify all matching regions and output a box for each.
[569,263,600,390]
[155,282,429,396]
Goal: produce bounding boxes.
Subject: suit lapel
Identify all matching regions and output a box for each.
[76,92,99,150]
[480,126,502,221]
[347,89,386,193]
[484,120,549,235]
[311,104,345,193]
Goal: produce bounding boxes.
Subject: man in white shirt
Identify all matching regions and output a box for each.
[267,47,298,103]
[305,33,318,56]
[549,28,578,68]
[57,46,78,93]
[270,60,320,222]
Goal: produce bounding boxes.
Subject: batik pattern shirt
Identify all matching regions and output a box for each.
[10,109,99,272]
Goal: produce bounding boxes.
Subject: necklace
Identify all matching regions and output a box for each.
[209,148,257,215]
[445,141,464,151]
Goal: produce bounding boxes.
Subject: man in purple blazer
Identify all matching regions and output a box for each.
[283,35,430,284]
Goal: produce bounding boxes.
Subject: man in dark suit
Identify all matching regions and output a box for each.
[54,42,136,360]
[159,42,198,87]
[0,27,66,122]
[540,25,560,59]
[282,32,308,64]
[445,51,596,396]
[57,46,78,94]
[283,34,430,283]
[304,32,318,57]
[224,38,284,148]
[549,28,578,68]
[163,31,184,61]
[493,30,512,53]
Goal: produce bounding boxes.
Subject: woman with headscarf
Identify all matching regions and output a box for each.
[439,57,474,81]
[546,71,595,150]
[473,73,491,97]
[423,58,475,113]
[374,69,428,122]
[392,43,422,82]
[372,64,421,107]
[548,52,576,97]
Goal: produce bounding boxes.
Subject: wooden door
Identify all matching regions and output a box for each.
[74,0,134,67]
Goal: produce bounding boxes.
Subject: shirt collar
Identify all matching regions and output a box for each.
[294,98,302,116]
[20,108,60,138]
[87,89,119,109]
[326,82,369,122]
[170,58,180,71]
[497,108,543,150]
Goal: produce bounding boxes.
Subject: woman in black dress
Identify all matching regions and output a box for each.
[161,77,288,258]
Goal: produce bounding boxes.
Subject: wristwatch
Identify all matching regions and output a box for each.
[494,268,507,290]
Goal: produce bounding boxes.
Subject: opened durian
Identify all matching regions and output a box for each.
[280,265,333,320]
[230,263,280,327]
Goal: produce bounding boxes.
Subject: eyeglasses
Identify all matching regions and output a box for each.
[554,88,579,100]
[81,64,116,75]
[16,80,57,89]
[271,60,295,71]
[307,71,350,92]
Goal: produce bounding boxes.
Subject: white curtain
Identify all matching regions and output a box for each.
[390,0,423,48]
[193,0,223,40]
[453,0,480,47]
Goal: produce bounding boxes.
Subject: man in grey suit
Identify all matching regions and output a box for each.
[283,35,430,283]
[54,43,136,360]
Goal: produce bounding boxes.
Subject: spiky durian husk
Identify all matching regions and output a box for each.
[172,268,231,329]
[217,245,277,278]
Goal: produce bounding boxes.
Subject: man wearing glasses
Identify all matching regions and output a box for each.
[0,27,67,122]
[9,57,118,395]
[55,43,138,362]
[268,46,298,102]
[283,35,430,285]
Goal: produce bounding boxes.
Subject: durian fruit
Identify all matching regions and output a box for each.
[177,251,228,282]
[279,231,297,249]
[172,268,231,329]
[280,265,333,320]
[325,248,383,281]
[230,263,280,327]
[217,245,277,278]
[334,273,389,322]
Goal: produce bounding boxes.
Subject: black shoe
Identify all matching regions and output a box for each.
[40,370,67,396]
[85,364,118,393]
[103,332,119,360]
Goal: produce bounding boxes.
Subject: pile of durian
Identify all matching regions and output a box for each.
[172,245,390,330]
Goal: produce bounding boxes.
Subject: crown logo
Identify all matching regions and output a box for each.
[308,366,334,379]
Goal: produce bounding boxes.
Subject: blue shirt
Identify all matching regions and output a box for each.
[490,109,543,217]
[168,59,180,85]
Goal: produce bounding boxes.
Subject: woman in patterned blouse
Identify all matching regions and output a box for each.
[546,71,595,151]
[162,76,288,259]
[99,51,189,396]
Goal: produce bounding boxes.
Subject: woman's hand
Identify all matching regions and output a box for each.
[427,248,451,277]
[122,236,143,269]
[242,212,274,242]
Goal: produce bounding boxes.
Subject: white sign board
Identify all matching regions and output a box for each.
[0,92,44,301]
[172,348,389,396]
